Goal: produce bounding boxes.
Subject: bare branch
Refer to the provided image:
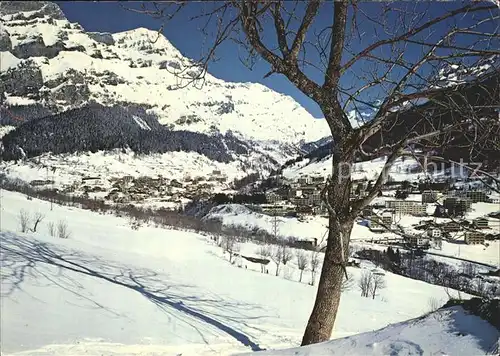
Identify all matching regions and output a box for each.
[341,3,497,72]
[324,1,348,91]
[289,0,322,61]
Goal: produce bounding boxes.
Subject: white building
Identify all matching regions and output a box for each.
[427,228,442,238]
[386,200,427,216]
[406,234,430,247]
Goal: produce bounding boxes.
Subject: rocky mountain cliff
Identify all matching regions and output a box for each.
[0,1,328,143]
[0,1,331,189]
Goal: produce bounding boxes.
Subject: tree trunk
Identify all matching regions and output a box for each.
[301,219,353,345]
[299,269,303,283]
[301,137,355,346]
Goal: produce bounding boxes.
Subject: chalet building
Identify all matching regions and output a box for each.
[443,197,472,214]
[261,204,293,216]
[473,217,489,229]
[405,234,430,248]
[465,190,490,203]
[427,228,442,238]
[385,200,427,216]
[368,213,392,232]
[442,221,462,233]
[297,176,312,185]
[465,231,486,245]
[122,175,134,184]
[265,192,281,203]
[296,238,318,248]
[30,179,54,186]
[368,218,385,232]
[381,212,393,226]
[215,176,227,183]
[311,176,325,184]
[448,189,489,203]
[422,190,438,204]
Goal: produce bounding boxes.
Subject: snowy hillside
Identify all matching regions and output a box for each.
[283,154,471,182]
[0,2,328,143]
[1,189,491,355]
[239,306,500,356]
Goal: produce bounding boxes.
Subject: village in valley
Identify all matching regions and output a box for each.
[22,154,500,256]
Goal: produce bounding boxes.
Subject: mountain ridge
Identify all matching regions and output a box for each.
[0,1,329,144]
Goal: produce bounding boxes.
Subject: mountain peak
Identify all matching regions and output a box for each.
[112,27,183,58]
[0,1,65,20]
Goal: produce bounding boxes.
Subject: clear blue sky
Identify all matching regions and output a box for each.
[56,1,497,119]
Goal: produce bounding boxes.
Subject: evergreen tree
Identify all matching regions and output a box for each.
[395,189,409,200]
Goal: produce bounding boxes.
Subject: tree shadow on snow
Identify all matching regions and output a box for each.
[0,232,266,351]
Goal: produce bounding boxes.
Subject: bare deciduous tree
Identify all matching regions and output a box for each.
[428,296,441,313]
[222,235,239,263]
[281,244,293,266]
[371,273,386,300]
[127,0,500,344]
[47,221,56,237]
[257,244,272,273]
[359,270,373,298]
[57,220,71,239]
[272,245,284,276]
[461,262,477,277]
[296,250,308,282]
[310,251,320,286]
[31,212,45,232]
[18,209,30,233]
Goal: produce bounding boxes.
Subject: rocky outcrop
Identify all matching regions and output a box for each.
[51,83,90,107]
[87,32,115,46]
[0,60,43,97]
[159,60,181,70]
[0,22,12,52]
[0,1,66,20]
[11,36,61,59]
[11,35,85,59]
[44,68,86,89]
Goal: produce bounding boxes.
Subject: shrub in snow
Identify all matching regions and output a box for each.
[359,270,386,299]
[47,221,56,237]
[18,209,30,233]
[57,220,71,239]
[296,250,308,283]
[309,251,320,286]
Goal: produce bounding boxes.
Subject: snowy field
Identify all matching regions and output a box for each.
[2,190,495,355]
[239,307,500,356]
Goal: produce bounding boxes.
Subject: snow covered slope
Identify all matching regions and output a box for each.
[283,154,471,181]
[238,306,500,356]
[0,2,328,143]
[0,189,484,355]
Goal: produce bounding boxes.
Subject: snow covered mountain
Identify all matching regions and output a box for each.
[284,69,500,179]
[0,1,329,189]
